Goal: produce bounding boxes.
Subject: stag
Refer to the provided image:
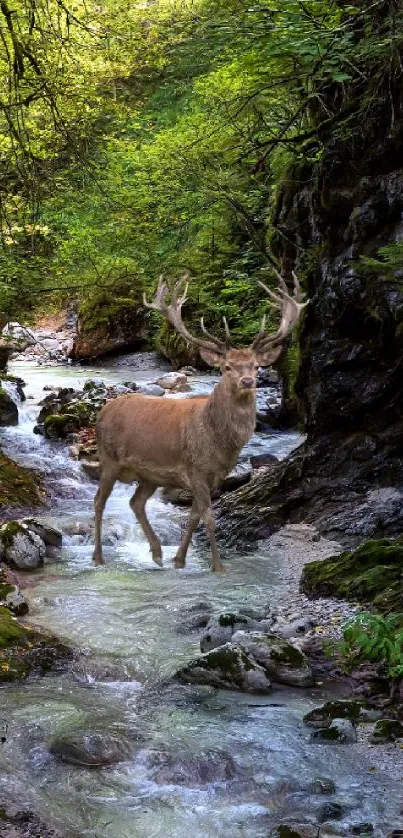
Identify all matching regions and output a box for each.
[93,272,307,572]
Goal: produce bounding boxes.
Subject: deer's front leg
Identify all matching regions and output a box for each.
[192,483,226,573]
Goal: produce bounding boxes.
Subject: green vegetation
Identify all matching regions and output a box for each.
[340,613,403,679]
[0,452,43,508]
[0,0,401,351]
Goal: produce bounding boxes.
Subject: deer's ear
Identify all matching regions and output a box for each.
[199,347,224,368]
[254,345,282,368]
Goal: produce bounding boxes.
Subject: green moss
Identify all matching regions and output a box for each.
[0,583,13,600]
[218,613,248,628]
[0,520,25,548]
[270,643,305,668]
[0,452,43,508]
[370,719,403,743]
[0,606,73,682]
[304,700,366,727]
[300,537,403,614]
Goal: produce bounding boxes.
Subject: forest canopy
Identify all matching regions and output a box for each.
[0,0,401,339]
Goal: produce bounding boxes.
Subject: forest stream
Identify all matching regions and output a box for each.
[0,356,402,838]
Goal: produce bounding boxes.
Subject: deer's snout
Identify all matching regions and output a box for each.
[240,376,255,389]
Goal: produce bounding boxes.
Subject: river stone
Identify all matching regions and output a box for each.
[311,719,357,744]
[231,630,314,687]
[81,460,100,481]
[317,801,344,822]
[200,613,251,652]
[303,700,379,729]
[269,825,319,838]
[155,372,189,391]
[4,589,29,616]
[21,519,62,549]
[137,383,165,396]
[369,719,403,744]
[145,747,236,786]
[49,731,133,767]
[0,522,46,570]
[176,642,272,693]
[307,778,336,795]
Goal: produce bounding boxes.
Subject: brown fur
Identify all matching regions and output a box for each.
[93,349,269,572]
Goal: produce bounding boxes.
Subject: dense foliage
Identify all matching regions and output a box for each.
[0,0,401,341]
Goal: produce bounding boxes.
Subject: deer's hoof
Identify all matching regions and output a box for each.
[152,554,163,567]
[92,553,105,566]
[173,555,185,569]
[212,564,226,574]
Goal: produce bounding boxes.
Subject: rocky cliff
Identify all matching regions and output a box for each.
[217,3,403,547]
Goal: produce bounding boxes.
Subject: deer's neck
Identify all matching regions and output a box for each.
[203,375,256,459]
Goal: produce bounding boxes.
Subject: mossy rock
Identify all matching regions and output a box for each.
[43,413,82,439]
[300,537,403,614]
[370,719,403,744]
[304,700,379,728]
[0,606,73,682]
[176,642,272,693]
[0,386,18,426]
[0,453,43,509]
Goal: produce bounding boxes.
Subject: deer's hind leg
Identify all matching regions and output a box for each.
[130,481,162,566]
[192,482,226,573]
[173,500,200,569]
[93,469,117,565]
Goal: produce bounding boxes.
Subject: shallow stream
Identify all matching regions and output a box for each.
[0,358,402,837]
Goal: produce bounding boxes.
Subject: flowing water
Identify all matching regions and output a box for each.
[0,359,402,837]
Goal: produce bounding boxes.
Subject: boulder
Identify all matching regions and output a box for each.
[200,613,273,653]
[369,719,403,744]
[311,719,357,744]
[71,298,149,361]
[0,522,46,570]
[303,700,381,728]
[176,642,272,693]
[80,460,100,481]
[155,372,190,391]
[0,386,18,426]
[231,630,314,687]
[49,731,133,767]
[20,519,62,550]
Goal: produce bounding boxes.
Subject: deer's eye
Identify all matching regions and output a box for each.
[225,364,231,371]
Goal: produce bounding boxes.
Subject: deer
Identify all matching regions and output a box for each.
[92,271,307,572]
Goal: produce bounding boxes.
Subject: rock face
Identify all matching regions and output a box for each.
[216,24,403,549]
[71,299,150,361]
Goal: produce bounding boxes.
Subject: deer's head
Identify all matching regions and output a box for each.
[144,271,307,395]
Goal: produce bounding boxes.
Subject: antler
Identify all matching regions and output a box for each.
[252,270,308,353]
[143,274,230,356]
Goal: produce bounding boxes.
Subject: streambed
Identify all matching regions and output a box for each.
[0,358,402,837]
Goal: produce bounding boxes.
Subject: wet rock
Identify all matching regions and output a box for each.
[317,801,344,822]
[350,824,374,835]
[250,452,280,469]
[303,700,380,728]
[80,460,100,481]
[161,486,194,505]
[269,825,319,838]
[49,731,133,767]
[200,613,251,652]
[176,642,272,693]
[307,778,336,795]
[301,537,403,613]
[0,387,18,426]
[155,371,190,391]
[274,616,317,639]
[0,522,46,570]
[137,383,165,396]
[175,600,212,633]
[231,630,314,687]
[0,605,73,682]
[369,719,403,744]
[145,747,236,786]
[311,719,357,744]
[221,462,252,492]
[20,519,62,550]
[4,589,28,616]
